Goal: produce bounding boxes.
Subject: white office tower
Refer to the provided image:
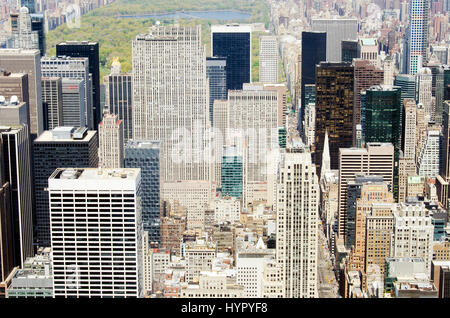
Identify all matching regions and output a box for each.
[417,129,440,177]
[416,68,433,122]
[392,201,434,272]
[382,55,395,86]
[259,36,278,83]
[403,99,417,160]
[132,25,210,182]
[49,168,143,298]
[304,102,316,147]
[404,0,429,75]
[358,38,379,67]
[229,84,279,185]
[276,146,318,298]
[98,112,124,168]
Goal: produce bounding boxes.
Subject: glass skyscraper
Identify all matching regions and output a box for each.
[124,140,160,244]
[206,57,227,125]
[211,25,251,90]
[221,145,243,199]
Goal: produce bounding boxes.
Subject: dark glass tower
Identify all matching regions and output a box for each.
[124,140,160,244]
[56,42,101,130]
[315,62,354,175]
[30,13,45,56]
[394,74,416,104]
[364,85,402,198]
[206,57,227,125]
[301,32,326,130]
[341,40,359,63]
[212,25,251,90]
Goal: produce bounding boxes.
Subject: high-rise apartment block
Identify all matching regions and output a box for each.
[211,24,251,90]
[49,168,143,297]
[403,0,429,75]
[99,112,124,169]
[33,127,98,246]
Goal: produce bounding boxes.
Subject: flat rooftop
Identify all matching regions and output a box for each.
[35,129,97,142]
[51,168,140,181]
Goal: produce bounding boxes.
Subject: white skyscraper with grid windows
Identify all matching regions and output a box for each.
[132,25,210,182]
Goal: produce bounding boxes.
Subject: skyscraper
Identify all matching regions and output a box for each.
[41,77,63,130]
[12,7,39,51]
[0,49,42,138]
[48,168,143,298]
[341,40,358,63]
[41,56,93,130]
[33,127,98,246]
[338,143,394,238]
[353,60,384,145]
[206,57,227,125]
[394,74,416,104]
[311,18,358,62]
[315,62,354,174]
[403,0,430,75]
[276,146,318,298]
[221,145,243,199]
[132,25,210,182]
[98,112,124,169]
[61,78,85,127]
[124,140,160,244]
[30,13,45,56]
[0,71,30,125]
[402,98,417,160]
[211,24,251,90]
[259,35,278,84]
[300,32,326,126]
[104,59,133,145]
[417,129,441,177]
[0,100,34,267]
[56,41,101,129]
[416,67,433,122]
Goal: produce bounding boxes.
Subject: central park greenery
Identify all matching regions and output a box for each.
[46,0,271,82]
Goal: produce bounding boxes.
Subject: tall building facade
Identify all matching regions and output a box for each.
[276,149,318,298]
[402,99,417,160]
[394,74,416,104]
[353,60,384,145]
[0,49,42,138]
[41,56,92,129]
[132,25,210,182]
[221,145,243,199]
[33,127,98,247]
[98,112,124,169]
[124,140,160,244]
[259,36,278,84]
[417,67,433,122]
[41,77,63,130]
[341,40,358,63]
[404,0,430,75]
[311,18,358,62]
[206,57,227,125]
[300,31,326,126]
[315,62,354,174]
[211,24,251,90]
[103,60,133,145]
[56,41,101,130]
[61,78,85,127]
[338,143,394,238]
[49,168,143,298]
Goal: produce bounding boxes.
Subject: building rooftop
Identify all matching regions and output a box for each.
[35,127,96,142]
[51,168,140,182]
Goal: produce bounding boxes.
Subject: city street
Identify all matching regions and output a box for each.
[317,223,339,298]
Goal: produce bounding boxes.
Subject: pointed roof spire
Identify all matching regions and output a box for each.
[321,129,330,180]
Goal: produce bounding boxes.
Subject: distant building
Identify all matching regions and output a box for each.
[206,57,227,125]
[98,112,124,169]
[259,36,278,84]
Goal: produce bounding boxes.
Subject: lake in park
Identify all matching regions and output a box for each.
[116,10,251,20]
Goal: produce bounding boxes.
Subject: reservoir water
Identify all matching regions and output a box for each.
[116,10,251,20]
